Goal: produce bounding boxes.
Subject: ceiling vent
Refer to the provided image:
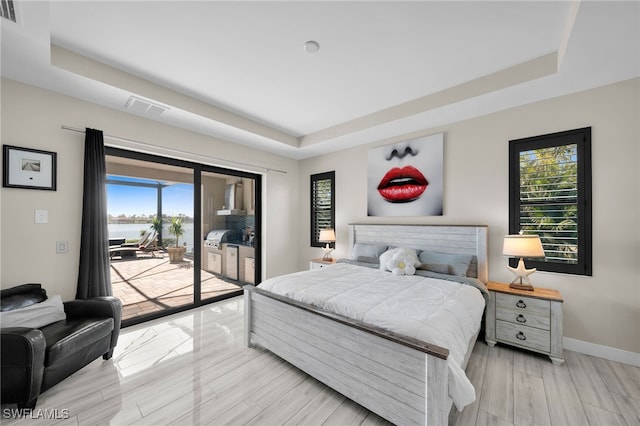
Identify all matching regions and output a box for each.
[124,96,169,117]
[1,0,17,23]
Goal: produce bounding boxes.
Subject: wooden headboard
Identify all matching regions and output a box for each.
[348,224,488,283]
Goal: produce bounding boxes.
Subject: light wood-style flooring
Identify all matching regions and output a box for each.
[2,297,639,425]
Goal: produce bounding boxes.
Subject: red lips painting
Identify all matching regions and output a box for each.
[367,134,443,216]
[377,165,428,202]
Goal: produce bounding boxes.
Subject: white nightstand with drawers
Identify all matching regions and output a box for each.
[485,281,564,365]
[309,258,336,270]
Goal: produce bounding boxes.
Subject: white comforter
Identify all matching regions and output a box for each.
[258,262,486,410]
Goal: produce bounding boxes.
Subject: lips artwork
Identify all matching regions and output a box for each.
[377,165,428,203]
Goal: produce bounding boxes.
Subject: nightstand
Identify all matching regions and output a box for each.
[309,258,336,270]
[485,281,564,365]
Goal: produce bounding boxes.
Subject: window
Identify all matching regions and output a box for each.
[509,127,592,276]
[310,171,335,247]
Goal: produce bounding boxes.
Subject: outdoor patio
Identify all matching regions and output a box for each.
[110,251,242,321]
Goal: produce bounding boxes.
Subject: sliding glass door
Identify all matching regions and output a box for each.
[105,148,259,326]
[201,171,258,301]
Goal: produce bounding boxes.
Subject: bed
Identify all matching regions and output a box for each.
[244,224,488,425]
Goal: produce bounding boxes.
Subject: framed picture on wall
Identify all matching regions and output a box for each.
[3,145,57,191]
[367,133,443,216]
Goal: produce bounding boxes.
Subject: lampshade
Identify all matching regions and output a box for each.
[503,234,545,258]
[319,229,336,243]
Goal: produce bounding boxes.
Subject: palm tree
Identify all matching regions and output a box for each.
[168,216,185,247]
[167,216,186,263]
[151,216,163,248]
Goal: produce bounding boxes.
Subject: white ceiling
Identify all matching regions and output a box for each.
[1,1,639,160]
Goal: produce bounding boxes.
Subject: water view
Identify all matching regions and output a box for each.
[108,222,196,252]
[107,176,195,252]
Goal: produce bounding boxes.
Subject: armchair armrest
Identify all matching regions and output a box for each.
[64,297,121,321]
[1,328,46,407]
[63,297,122,349]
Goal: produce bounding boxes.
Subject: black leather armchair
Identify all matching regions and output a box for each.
[1,284,121,409]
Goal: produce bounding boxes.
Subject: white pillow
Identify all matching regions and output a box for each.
[379,247,420,274]
[0,295,66,328]
[388,251,420,275]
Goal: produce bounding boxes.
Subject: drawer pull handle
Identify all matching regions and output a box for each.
[516,300,527,309]
[516,332,527,341]
[516,314,526,323]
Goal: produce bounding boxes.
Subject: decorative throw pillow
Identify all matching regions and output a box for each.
[380,247,420,274]
[379,248,395,270]
[387,251,420,275]
[0,295,66,328]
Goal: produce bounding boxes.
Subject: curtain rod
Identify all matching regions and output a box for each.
[61,125,287,174]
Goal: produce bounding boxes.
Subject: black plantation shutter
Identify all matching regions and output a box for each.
[519,144,579,264]
[310,171,335,247]
[509,127,592,276]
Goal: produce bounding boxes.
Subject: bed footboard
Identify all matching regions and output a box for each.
[244,286,451,425]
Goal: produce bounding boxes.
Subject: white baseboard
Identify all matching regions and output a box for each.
[564,337,640,367]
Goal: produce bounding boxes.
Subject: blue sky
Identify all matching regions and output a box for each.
[107,177,193,217]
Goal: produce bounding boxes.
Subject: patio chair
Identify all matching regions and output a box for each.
[118,227,154,249]
[109,229,159,259]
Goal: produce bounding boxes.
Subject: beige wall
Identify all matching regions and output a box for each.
[2,77,638,354]
[0,78,300,299]
[299,78,640,354]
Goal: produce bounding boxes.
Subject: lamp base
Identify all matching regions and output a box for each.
[321,245,334,261]
[509,280,535,291]
[507,258,536,291]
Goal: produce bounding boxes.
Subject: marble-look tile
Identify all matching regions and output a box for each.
[3,298,639,426]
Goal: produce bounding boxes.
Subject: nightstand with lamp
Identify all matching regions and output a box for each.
[310,229,337,270]
[485,233,565,365]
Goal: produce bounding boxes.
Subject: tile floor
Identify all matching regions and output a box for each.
[1,298,639,425]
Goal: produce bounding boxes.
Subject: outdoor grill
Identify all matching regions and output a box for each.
[204,229,236,249]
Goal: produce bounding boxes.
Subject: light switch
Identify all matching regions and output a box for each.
[35,210,48,224]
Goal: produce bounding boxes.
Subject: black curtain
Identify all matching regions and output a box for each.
[76,128,112,298]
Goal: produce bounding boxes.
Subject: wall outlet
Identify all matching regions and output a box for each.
[56,241,69,254]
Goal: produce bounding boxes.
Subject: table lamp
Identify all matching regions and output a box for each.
[319,229,336,261]
[503,234,545,291]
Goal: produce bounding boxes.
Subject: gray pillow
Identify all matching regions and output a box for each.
[357,256,379,264]
[418,251,473,277]
[350,243,388,261]
[421,263,452,275]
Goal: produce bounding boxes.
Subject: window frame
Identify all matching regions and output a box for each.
[508,127,592,276]
[310,171,335,248]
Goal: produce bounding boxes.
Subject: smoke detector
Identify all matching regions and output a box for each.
[303,41,320,54]
[124,96,169,117]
